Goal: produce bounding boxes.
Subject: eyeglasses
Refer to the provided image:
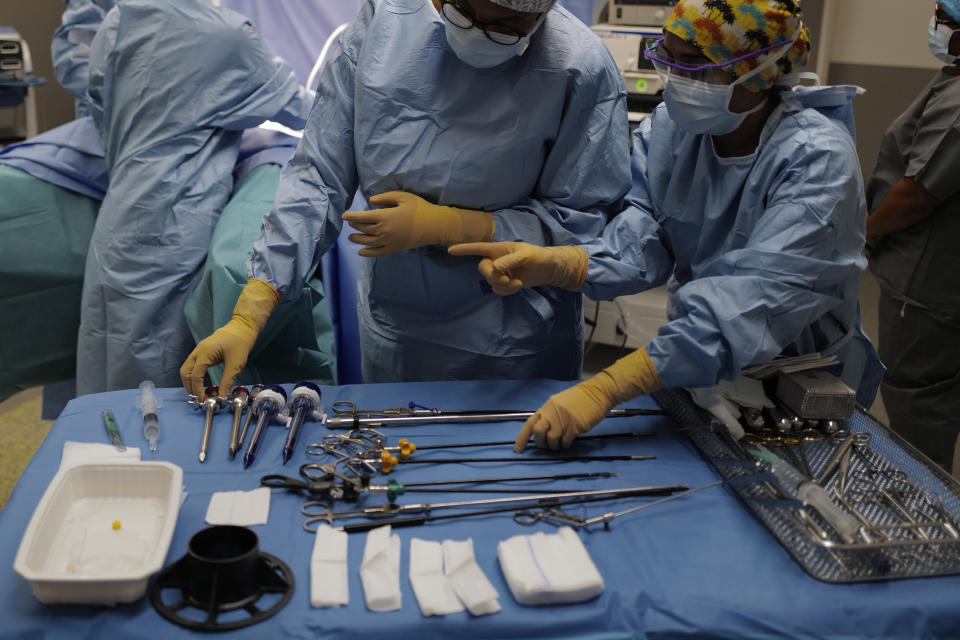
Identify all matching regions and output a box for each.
[439,0,538,45]
[935,6,960,30]
[644,36,795,85]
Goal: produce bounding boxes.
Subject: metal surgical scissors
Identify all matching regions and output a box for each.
[260,473,341,498]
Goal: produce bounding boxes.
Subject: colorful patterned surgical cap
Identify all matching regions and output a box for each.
[664,0,812,92]
[488,0,556,12]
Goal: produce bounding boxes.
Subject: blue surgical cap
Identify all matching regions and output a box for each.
[943,0,960,23]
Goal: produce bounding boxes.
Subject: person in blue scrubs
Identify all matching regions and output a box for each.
[181,0,630,400]
[453,0,884,450]
[52,0,116,118]
[77,0,314,394]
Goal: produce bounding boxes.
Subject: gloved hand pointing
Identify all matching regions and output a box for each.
[342,191,493,256]
[448,241,588,295]
[180,278,279,402]
[515,348,663,451]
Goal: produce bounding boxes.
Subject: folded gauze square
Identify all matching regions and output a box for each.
[497,526,604,606]
[205,488,270,526]
[360,525,401,611]
[311,524,348,607]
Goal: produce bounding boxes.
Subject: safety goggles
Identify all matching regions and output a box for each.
[644,36,795,85]
[440,0,542,45]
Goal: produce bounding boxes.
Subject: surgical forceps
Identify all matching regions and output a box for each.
[817,430,871,489]
[514,480,724,529]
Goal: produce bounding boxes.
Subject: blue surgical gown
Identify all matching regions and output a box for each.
[77,0,313,395]
[581,85,885,407]
[51,0,115,118]
[249,0,630,383]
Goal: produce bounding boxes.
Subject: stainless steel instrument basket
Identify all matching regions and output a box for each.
[654,388,960,582]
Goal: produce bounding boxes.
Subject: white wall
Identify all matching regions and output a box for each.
[829,0,941,69]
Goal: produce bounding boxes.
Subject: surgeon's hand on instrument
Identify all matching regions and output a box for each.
[448,241,588,295]
[342,191,493,257]
[515,348,662,452]
[180,278,279,402]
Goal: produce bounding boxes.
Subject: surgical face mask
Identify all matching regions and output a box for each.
[928,17,958,63]
[662,70,768,135]
[443,18,534,69]
[658,43,785,135]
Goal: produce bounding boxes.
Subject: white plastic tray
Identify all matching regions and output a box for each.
[13,461,183,604]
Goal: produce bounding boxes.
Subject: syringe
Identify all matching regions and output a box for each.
[137,380,162,454]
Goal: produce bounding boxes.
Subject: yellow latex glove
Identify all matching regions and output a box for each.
[342,191,494,257]
[180,278,280,401]
[515,348,663,451]
[448,241,588,295]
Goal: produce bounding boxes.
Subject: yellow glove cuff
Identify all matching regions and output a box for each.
[549,246,589,290]
[585,347,663,407]
[416,200,494,247]
[228,278,281,336]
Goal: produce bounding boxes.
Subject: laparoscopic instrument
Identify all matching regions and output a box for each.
[236,384,262,453]
[282,382,323,465]
[197,386,224,463]
[333,485,689,534]
[136,380,161,454]
[262,470,620,503]
[339,450,655,474]
[310,430,655,460]
[227,386,249,459]
[323,400,666,429]
[514,480,725,530]
[243,385,287,469]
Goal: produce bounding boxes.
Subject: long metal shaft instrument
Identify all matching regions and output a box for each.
[227,387,248,459]
[236,384,262,452]
[381,455,655,464]
[391,471,618,488]
[325,430,656,459]
[324,407,665,429]
[570,480,723,529]
[198,386,222,463]
[375,452,655,473]
[271,470,621,502]
[338,484,688,533]
[331,485,684,520]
